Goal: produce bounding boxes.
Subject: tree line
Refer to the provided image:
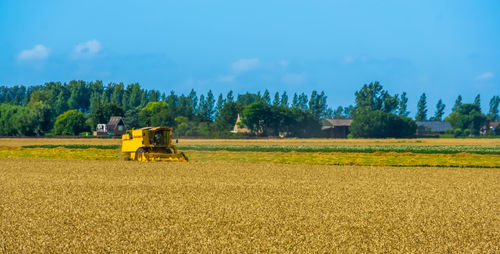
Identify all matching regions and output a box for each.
[0,80,498,137]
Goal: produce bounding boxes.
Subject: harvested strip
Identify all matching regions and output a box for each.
[0,147,120,161]
[187,150,500,168]
[178,144,500,155]
[3,147,499,167]
[22,144,120,150]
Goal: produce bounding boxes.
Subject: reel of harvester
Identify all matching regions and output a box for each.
[122,127,188,162]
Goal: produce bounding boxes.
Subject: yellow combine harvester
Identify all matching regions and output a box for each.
[122,126,188,162]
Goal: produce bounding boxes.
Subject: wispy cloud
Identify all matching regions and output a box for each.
[343,56,355,64]
[282,73,306,85]
[73,39,101,58]
[17,44,50,60]
[232,58,260,72]
[278,60,289,68]
[219,75,236,83]
[476,72,493,80]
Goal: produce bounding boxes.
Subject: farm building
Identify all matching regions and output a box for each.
[230,114,251,134]
[93,116,127,137]
[480,122,499,135]
[321,119,353,138]
[415,121,452,135]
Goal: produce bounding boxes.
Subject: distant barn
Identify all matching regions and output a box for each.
[94,116,127,137]
[322,119,353,138]
[416,121,452,136]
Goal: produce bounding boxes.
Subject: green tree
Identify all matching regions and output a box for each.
[445,104,487,136]
[215,102,243,133]
[333,106,344,119]
[430,99,445,121]
[280,91,288,106]
[188,89,198,114]
[343,105,354,118]
[53,110,88,135]
[197,91,216,121]
[139,101,173,127]
[415,93,427,121]
[215,93,225,119]
[292,93,299,108]
[351,110,416,138]
[452,95,462,112]
[226,90,234,103]
[124,108,140,129]
[205,90,215,121]
[67,80,91,112]
[0,104,37,136]
[273,92,280,106]
[28,101,52,134]
[309,91,328,119]
[262,90,271,105]
[109,83,124,108]
[298,93,309,111]
[354,81,398,115]
[286,108,323,137]
[237,92,259,106]
[474,94,481,110]
[488,95,499,122]
[126,83,143,110]
[398,92,409,116]
[241,101,272,135]
[174,116,190,137]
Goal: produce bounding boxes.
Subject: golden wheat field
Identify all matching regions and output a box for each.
[0,138,499,252]
[0,158,498,252]
[0,137,498,147]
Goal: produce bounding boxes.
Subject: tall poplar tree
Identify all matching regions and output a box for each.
[280,91,288,106]
[431,99,445,121]
[398,92,409,116]
[488,95,500,121]
[416,93,427,121]
[452,95,462,112]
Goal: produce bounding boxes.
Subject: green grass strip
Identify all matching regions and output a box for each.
[21,144,500,155]
[178,145,500,155]
[22,144,120,150]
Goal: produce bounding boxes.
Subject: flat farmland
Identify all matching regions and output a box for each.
[0,159,498,252]
[0,138,499,252]
[1,137,498,147]
[1,138,498,168]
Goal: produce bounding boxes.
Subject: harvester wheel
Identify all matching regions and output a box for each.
[135,148,146,161]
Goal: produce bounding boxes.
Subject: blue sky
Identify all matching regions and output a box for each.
[1,0,499,116]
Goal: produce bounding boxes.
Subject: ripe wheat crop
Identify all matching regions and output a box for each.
[1,137,498,148]
[177,138,500,147]
[178,144,500,154]
[0,158,498,252]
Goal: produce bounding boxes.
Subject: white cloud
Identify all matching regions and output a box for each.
[343,56,355,64]
[17,44,50,60]
[73,39,101,58]
[278,60,289,68]
[231,58,260,72]
[476,72,494,80]
[282,73,306,85]
[219,75,235,83]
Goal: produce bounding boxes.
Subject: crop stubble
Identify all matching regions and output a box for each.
[0,158,498,252]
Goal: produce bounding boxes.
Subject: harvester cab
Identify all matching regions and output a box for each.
[122,127,188,162]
